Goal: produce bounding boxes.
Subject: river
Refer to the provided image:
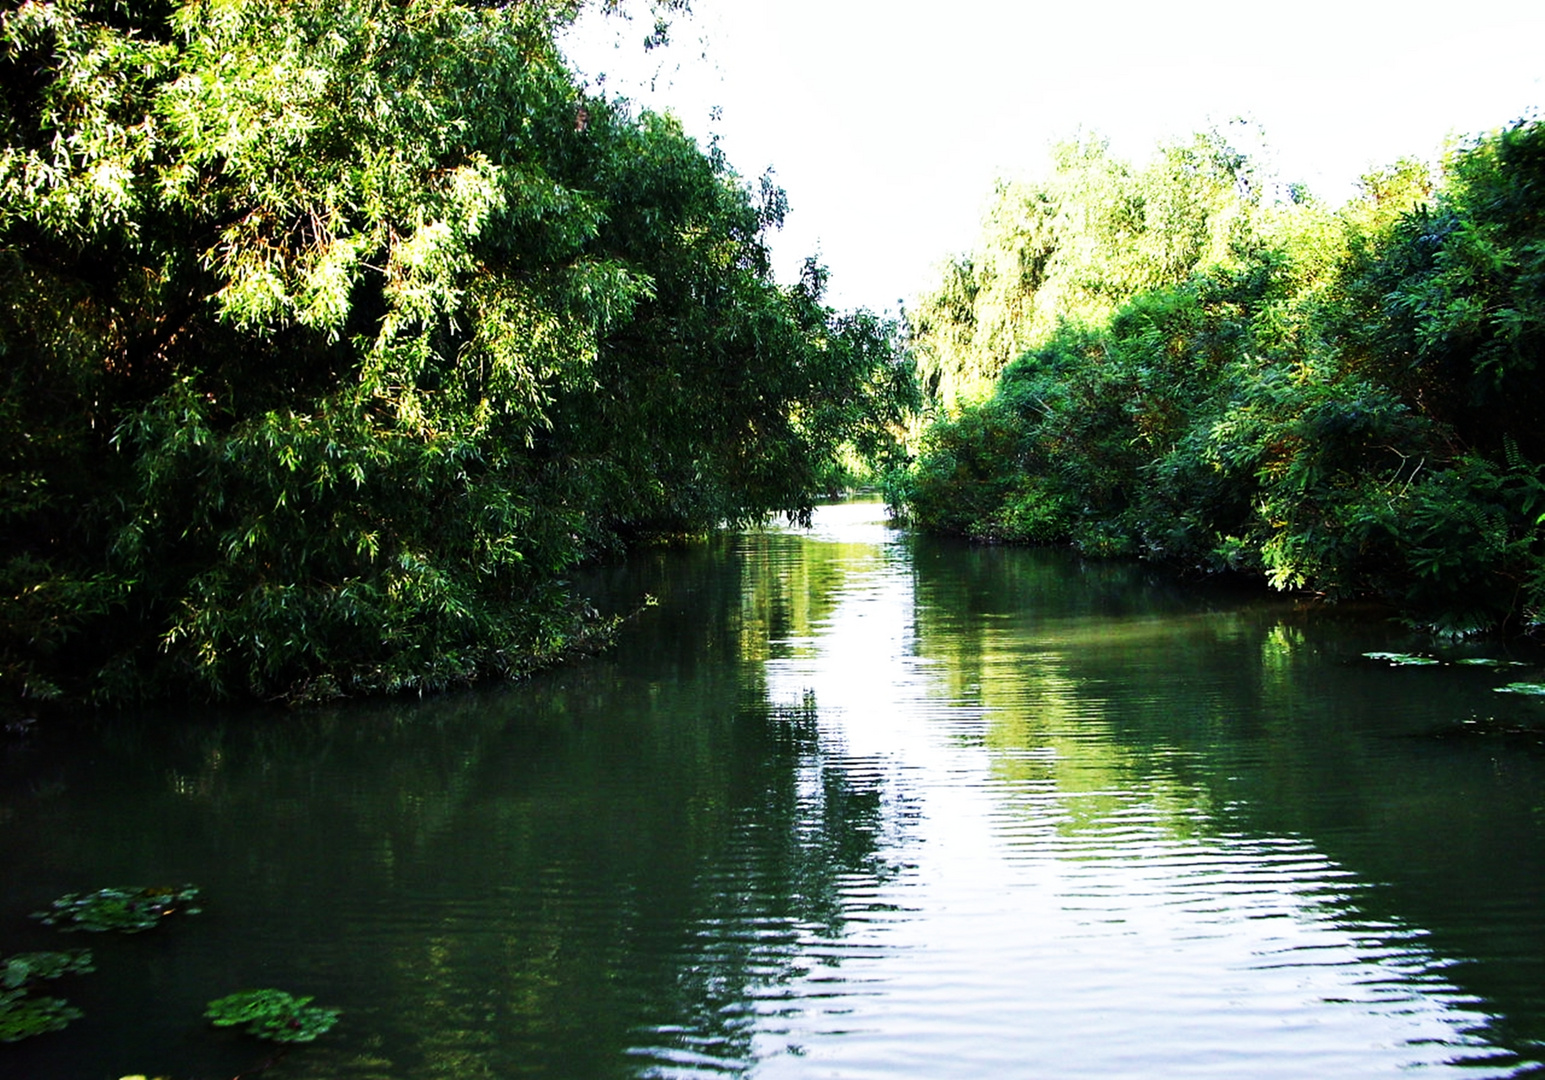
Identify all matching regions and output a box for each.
[2,499,1543,1078]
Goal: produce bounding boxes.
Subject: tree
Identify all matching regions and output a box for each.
[909,129,1264,411]
[900,118,1545,635]
[0,0,911,708]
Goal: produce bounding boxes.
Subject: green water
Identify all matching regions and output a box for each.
[2,501,1543,1078]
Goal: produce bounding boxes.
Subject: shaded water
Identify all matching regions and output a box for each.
[3,500,1544,1078]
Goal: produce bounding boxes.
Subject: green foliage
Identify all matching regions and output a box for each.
[3,884,348,1055]
[0,989,83,1043]
[0,949,93,1042]
[5,884,344,1049]
[0,0,913,708]
[901,117,1545,636]
[910,126,1264,410]
[31,884,201,932]
[1,950,95,988]
[205,988,340,1044]
[1495,682,1545,696]
[906,400,1035,539]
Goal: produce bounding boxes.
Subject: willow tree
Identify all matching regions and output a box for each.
[902,118,1545,635]
[910,130,1263,411]
[0,0,911,708]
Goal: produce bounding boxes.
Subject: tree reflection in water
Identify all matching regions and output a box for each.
[0,520,908,1080]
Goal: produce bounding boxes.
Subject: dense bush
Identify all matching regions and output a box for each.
[902,118,1545,634]
[0,0,913,709]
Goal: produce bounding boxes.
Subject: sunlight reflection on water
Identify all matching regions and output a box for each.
[3,501,1541,1080]
[678,499,1541,1080]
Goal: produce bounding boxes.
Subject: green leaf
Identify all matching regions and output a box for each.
[31,885,201,933]
[0,949,92,1042]
[0,990,83,1043]
[205,988,341,1044]
[1494,681,1545,696]
[1362,651,1442,666]
[1,950,94,989]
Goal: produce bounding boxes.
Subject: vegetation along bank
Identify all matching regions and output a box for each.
[5,1,1541,716]
[0,0,916,711]
[895,118,1545,639]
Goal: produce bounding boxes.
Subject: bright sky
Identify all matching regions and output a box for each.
[562,0,1544,314]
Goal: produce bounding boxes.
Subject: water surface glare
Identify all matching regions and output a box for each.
[2,500,1543,1078]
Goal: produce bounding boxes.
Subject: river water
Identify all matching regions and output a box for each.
[2,500,1543,1079]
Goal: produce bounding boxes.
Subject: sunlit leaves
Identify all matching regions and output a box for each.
[0,1,173,237]
[911,128,1266,410]
[1495,681,1545,695]
[1363,652,1441,666]
[1,0,912,707]
[902,118,1545,633]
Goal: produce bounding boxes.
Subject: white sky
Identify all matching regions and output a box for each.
[563,0,1544,314]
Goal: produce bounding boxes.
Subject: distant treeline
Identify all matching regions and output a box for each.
[897,118,1545,635]
[0,0,914,710]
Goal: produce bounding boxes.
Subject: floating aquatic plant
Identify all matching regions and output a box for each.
[205,989,340,1044]
[1494,682,1545,696]
[1455,658,1530,667]
[0,989,83,1042]
[2,949,94,988]
[1362,651,1442,666]
[0,949,93,1042]
[31,885,201,933]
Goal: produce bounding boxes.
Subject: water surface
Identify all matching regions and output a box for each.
[2,501,1543,1078]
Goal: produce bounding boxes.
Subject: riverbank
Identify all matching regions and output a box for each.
[899,118,1545,638]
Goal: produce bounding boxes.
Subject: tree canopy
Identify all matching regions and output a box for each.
[0,0,914,708]
[898,117,1545,637]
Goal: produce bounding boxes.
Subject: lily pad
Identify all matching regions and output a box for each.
[1494,682,1545,696]
[32,884,201,933]
[2,949,94,989]
[1455,658,1530,667]
[1362,651,1442,666]
[206,988,340,1044]
[0,989,83,1042]
[0,952,92,1043]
